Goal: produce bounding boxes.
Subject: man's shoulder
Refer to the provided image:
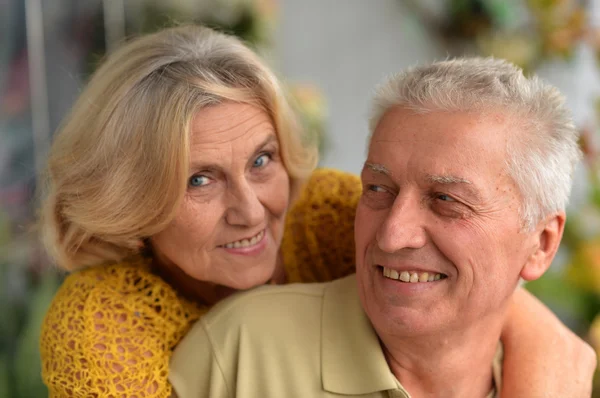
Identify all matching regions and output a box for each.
[173,279,333,385]
[199,275,357,339]
[202,279,331,329]
[171,275,360,398]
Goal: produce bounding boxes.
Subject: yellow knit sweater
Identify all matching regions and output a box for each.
[40,168,362,397]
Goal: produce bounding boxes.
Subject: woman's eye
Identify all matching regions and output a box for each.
[189,175,210,187]
[253,153,271,168]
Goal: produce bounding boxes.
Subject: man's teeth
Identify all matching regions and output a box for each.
[224,230,264,249]
[382,267,443,283]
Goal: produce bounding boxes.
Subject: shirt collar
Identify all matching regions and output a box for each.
[321,274,401,395]
[320,274,503,397]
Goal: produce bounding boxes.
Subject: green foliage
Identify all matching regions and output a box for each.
[526,272,600,331]
[139,2,268,47]
[86,1,271,76]
[13,271,60,398]
[0,353,10,398]
[0,207,61,397]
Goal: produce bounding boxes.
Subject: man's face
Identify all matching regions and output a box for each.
[355,107,541,336]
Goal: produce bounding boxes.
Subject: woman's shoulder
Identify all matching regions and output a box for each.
[43,255,204,345]
[40,256,206,397]
[56,255,154,292]
[56,255,170,297]
[50,257,178,314]
[300,168,362,203]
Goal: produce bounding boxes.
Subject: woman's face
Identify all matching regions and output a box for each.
[151,102,290,291]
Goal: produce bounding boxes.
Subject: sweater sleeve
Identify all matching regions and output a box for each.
[40,262,199,398]
[281,168,362,284]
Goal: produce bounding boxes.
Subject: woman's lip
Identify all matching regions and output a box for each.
[218,229,265,247]
[220,230,268,256]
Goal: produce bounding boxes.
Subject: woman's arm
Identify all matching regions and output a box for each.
[40,264,192,398]
[500,287,597,397]
[281,169,362,283]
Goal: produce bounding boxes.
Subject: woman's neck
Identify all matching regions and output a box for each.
[150,252,287,306]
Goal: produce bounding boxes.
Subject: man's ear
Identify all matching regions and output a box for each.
[520,211,566,281]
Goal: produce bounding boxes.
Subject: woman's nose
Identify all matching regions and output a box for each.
[225,180,265,227]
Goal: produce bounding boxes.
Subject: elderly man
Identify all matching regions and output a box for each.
[169,58,591,397]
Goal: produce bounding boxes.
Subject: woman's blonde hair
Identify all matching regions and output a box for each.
[40,24,318,271]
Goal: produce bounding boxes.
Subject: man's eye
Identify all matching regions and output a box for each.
[436,194,456,202]
[253,153,272,168]
[189,175,210,187]
[361,183,394,210]
[368,184,387,193]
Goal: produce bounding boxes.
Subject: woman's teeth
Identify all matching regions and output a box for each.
[382,266,444,283]
[223,230,265,249]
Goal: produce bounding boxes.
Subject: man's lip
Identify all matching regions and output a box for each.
[218,229,266,247]
[376,264,447,276]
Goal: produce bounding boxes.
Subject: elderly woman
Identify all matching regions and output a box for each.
[39,25,595,398]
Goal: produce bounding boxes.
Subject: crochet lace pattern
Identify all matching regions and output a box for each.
[40,168,362,397]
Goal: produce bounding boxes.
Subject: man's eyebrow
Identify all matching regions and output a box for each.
[427,174,483,200]
[364,162,392,176]
[426,174,472,185]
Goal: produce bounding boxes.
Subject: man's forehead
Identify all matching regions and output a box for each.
[367,109,512,172]
[369,107,514,141]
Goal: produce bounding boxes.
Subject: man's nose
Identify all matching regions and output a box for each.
[375,194,427,253]
[225,180,265,227]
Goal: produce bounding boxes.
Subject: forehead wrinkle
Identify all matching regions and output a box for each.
[193,116,274,146]
[189,133,277,171]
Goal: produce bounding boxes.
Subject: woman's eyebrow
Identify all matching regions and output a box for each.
[189,134,278,172]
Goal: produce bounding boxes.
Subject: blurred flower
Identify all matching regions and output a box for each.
[288,84,328,156]
[580,124,599,167]
[477,32,540,69]
[289,84,326,122]
[588,313,600,359]
[566,236,600,293]
[1,51,29,117]
[256,0,278,24]
[528,0,586,58]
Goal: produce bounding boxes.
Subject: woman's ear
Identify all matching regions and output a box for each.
[520,212,566,281]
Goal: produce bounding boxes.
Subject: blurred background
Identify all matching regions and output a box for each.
[2,0,600,396]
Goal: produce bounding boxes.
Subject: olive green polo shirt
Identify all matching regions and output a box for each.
[169,274,502,398]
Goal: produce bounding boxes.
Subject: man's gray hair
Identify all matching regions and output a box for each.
[369,57,582,230]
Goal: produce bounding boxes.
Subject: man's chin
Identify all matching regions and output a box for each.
[368,304,445,337]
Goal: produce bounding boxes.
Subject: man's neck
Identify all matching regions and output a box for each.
[378,310,506,398]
